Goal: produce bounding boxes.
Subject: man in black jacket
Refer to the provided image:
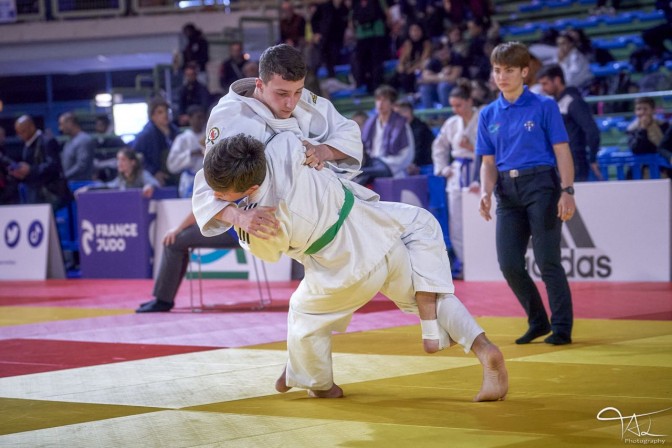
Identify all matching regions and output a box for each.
[537,64,602,182]
[11,115,72,210]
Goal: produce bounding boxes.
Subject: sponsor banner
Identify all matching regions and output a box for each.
[0,204,64,280]
[373,175,428,208]
[463,179,671,281]
[78,190,153,278]
[154,199,291,281]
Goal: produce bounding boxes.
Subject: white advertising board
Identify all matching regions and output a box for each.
[154,199,291,281]
[0,204,65,280]
[463,179,671,282]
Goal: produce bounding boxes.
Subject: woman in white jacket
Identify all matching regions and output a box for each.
[167,105,207,198]
[432,79,481,269]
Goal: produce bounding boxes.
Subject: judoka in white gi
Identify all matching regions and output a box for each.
[203,132,509,402]
[192,43,362,239]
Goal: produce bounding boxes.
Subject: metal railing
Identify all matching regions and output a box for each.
[10,0,280,21]
[51,0,124,19]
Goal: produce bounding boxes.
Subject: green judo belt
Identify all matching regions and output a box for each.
[304,185,354,255]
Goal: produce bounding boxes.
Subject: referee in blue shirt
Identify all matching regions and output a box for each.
[476,42,576,346]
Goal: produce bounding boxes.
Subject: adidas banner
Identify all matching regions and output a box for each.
[463,179,671,282]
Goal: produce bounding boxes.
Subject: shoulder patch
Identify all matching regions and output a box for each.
[310,92,318,104]
[206,127,220,145]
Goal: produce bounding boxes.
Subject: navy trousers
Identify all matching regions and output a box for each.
[494,169,573,337]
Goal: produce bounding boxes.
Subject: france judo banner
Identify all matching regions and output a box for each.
[77,190,153,278]
[0,204,65,280]
[154,199,291,281]
[462,179,671,281]
[373,175,429,208]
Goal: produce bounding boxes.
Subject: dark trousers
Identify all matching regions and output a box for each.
[572,148,590,182]
[354,36,386,93]
[642,23,672,57]
[494,169,573,337]
[153,224,239,304]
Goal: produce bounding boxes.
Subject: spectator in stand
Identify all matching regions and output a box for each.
[627,97,670,157]
[394,22,432,94]
[537,64,602,182]
[657,125,672,175]
[181,23,209,82]
[555,31,593,93]
[566,28,613,66]
[445,24,469,61]
[133,97,180,187]
[525,54,543,95]
[470,78,496,107]
[419,1,447,42]
[92,115,125,182]
[351,0,390,94]
[353,85,415,185]
[314,0,350,79]
[177,62,211,126]
[0,126,20,205]
[350,110,370,131]
[77,148,159,198]
[642,0,672,61]
[386,0,407,56]
[242,60,260,78]
[279,1,306,49]
[442,0,493,27]
[395,100,434,175]
[591,0,620,14]
[219,42,247,94]
[432,79,481,270]
[94,114,114,135]
[167,105,207,198]
[135,212,239,313]
[529,29,560,66]
[464,17,490,81]
[11,115,72,210]
[418,42,463,109]
[58,112,95,181]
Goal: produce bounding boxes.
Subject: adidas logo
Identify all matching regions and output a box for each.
[525,209,612,279]
[236,202,258,245]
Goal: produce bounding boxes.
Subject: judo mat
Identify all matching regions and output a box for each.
[0,279,670,447]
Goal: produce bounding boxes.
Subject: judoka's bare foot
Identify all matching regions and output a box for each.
[308,384,344,398]
[275,367,292,393]
[472,334,508,402]
[423,338,441,354]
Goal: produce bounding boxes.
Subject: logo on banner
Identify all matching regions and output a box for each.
[4,220,20,248]
[80,219,139,255]
[81,220,94,256]
[526,209,612,279]
[28,220,44,248]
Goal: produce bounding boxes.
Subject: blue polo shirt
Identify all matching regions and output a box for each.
[476,86,569,171]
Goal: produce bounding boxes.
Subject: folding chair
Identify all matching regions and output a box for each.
[188,248,272,312]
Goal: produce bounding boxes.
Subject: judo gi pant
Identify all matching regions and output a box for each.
[284,204,484,390]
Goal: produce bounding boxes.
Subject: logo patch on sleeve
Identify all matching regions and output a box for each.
[206,127,220,145]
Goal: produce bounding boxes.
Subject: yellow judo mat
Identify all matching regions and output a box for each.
[0,316,670,447]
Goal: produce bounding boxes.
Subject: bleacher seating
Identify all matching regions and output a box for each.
[597,147,672,180]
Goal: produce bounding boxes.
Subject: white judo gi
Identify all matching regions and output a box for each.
[193,78,363,237]
[235,132,484,391]
[431,107,481,264]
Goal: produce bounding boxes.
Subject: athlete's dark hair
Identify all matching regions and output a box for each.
[203,133,267,193]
